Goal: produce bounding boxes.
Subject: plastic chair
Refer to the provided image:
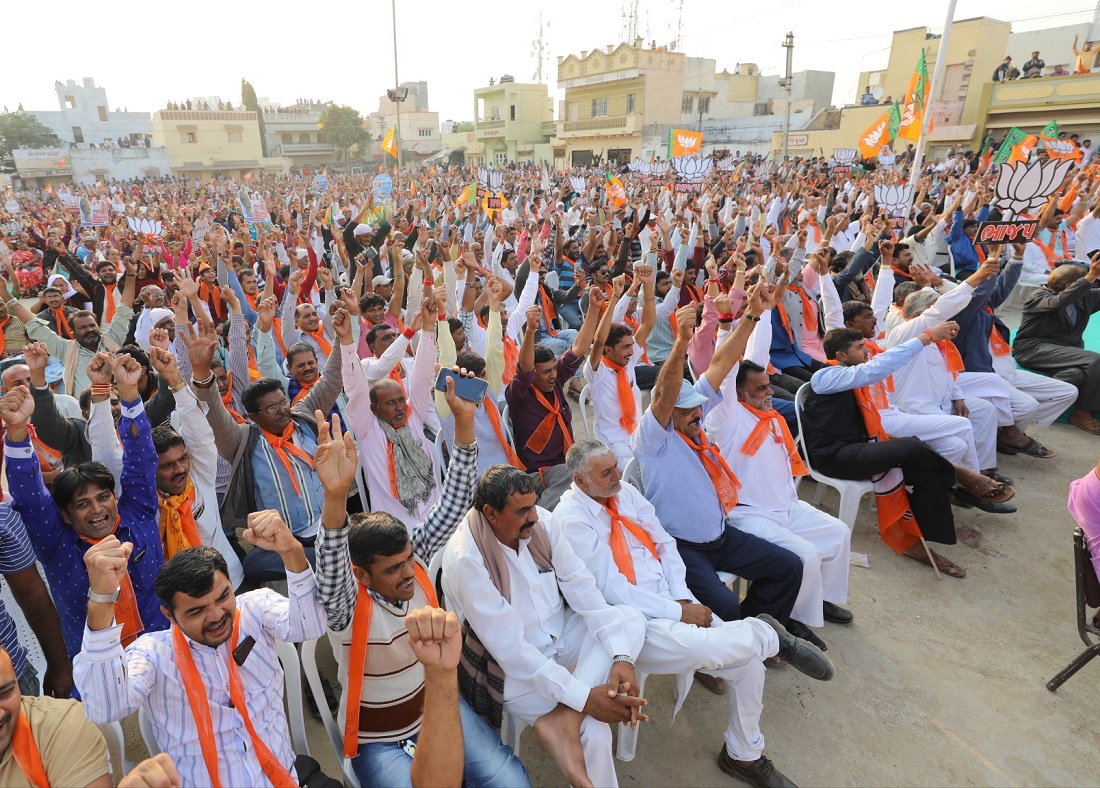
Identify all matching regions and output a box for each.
[623,457,644,494]
[1047,528,1100,691]
[431,431,448,487]
[500,403,516,446]
[96,721,129,783]
[300,638,361,788]
[793,386,874,529]
[138,707,160,755]
[427,548,447,609]
[500,710,527,756]
[577,384,594,437]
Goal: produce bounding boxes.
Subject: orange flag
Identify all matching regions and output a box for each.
[858,112,891,159]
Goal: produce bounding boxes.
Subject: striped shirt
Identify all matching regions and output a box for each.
[0,504,37,679]
[251,420,323,538]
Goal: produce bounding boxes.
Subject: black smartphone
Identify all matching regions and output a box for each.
[233,635,256,666]
[435,369,488,403]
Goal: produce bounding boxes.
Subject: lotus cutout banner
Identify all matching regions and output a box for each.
[569,176,586,194]
[831,148,857,174]
[668,129,703,158]
[126,215,163,237]
[672,156,712,193]
[873,183,913,229]
[977,158,1075,243]
[476,168,503,191]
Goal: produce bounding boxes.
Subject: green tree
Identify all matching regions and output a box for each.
[0,112,61,172]
[320,104,371,162]
[454,121,475,132]
[241,78,268,157]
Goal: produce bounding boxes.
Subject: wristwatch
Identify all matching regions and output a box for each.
[612,654,635,667]
[88,586,121,604]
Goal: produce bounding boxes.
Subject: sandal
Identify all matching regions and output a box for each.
[903,547,966,578]
[1070,413,1100,435]
[962,478,1015,503]
[1018,438,1055,458]
[983,469,1014,486]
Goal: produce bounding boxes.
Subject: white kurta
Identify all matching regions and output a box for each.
[583,347,644,470]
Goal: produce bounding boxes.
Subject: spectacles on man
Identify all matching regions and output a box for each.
[254,397,290,416]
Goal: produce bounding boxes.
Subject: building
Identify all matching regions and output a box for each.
[12,146,171,188]
[367,81,441,161]
[29,78,152,147]
[470,77,555,165]
[150,109,289,178]
[264,103,335,170]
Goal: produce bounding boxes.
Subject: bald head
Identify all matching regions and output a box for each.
[1048,263,1086,293]
[1,364,30,393]
[369,378,408,427]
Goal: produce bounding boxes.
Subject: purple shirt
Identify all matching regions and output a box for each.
[1067,466,1100,582]
[506,349,583,471]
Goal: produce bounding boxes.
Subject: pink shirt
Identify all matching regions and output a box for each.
[1068,466,1100,582]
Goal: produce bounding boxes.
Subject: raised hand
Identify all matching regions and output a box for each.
[256,295,278,332]
[339,287,361,316]
[112,353,143,394]
[405,607,462,672]
[287,269,304,294]
[176,269,200,299]
[317,265,334,289]
[674,305,698,340]
[86,351,116,387]
[314,411,359,495]
[82,536,133,597]
[331,302,353,344]
[23,342,49,376]
[242,510,300,557]
[926,320,960,343]
[180,320,219,377]
[148,347,183,387]
[0,387,35,434]
[671,268,685,288]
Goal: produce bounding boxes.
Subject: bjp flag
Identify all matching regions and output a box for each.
[381,127,398,158]
[668,128,703,157]
[897,50,930,142]
[858,112,891,159]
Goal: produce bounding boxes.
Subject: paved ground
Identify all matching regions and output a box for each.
[111,305,1100,787]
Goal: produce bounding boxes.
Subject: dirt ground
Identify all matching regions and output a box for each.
[114,309,1100,787]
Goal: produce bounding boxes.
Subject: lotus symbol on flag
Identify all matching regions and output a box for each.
[673,156,712,181]
[650,160,671,177]
[1044,138,1077,159]
[862,123,886,152]
[127,216,163,236]
[873,184,913,215]
[716,156,734,171]
[628,158,645,173]
[831,148,857,166]
[570,176,586,193]
[992,159,1075,220]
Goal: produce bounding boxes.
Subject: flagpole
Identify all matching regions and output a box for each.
[903,0,958,216]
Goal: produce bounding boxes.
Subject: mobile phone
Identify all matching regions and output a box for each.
[435,368,488,403]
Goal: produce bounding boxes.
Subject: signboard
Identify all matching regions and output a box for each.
[787,134,809,147]
[311,173,328,195]
[79,197,110,226]
[238,190,270,224]
[976,220,1039,244]
[372,174,393,202]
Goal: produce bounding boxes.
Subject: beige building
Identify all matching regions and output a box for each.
[151,109,288,178]
[368,81,441,162]
[471,78,556,165]
[264,106,335,170]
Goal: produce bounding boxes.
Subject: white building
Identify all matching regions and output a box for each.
[264,104,335,170]
[368,81,441,161]
[13,146,171,188]
[29,79,152,146]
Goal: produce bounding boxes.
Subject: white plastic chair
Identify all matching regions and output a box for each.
[623,457,644,494]
[431,430,448,487]
[96,720,129,783]
[500,403,516,446]
[138,707,160,755]
[793,386,874,529]
[427,548,447,610]
[577,384,594,437]
[300,638,361,788]
[500,710,527,757]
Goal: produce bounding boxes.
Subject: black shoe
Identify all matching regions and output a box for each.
[717,748,798,788]
[755,614,834,681]
[822,601,853,624]
[951,489,1017,514]
[785,619,828,651]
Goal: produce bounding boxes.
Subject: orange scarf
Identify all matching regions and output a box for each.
[246,347,261,380]
[199,282,224,321]
[985,307,1011,356]
[603,496,660,585]
[502,334,519,386]
[11,709,50,788]
[784,286,819,337]
[304,327,332,357]
[1034,229,1070,269]
[222,374,247,423]
[538,286,558,337]
[259,422,314,494]
[602,357,637,434]
[975,242,987,263]
[173,612,297,788]
[739,402,808,476]
[158,477,204,560]
[79,523,144,648]
[50,308,73,340]
[483,397,524,467]
[936,339,965,377]
[342,564,437,758]
[806,213,822,243]
[676,429,740,513]
[0,315,8,357]
[525,387,573,455]
[291,377,317,406]
[102,282,117,324]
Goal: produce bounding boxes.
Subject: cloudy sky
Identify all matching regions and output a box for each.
[2,0,1096,123]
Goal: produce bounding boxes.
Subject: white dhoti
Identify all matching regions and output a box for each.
[634,615,779,761]
[730,501,851,628]
[503,605,646,788]
[956,371,1016,428]
[992,353,1080,429]
[881,408,980,472]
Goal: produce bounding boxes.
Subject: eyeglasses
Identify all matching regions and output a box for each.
[254,398,290,416]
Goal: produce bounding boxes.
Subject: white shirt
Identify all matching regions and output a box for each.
[553,482,690,622]
[583,349,643,447]
[1076,213,1100,258]
[73,572,327,788]
[441,507,641,713]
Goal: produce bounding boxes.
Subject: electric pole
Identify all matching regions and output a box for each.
[781,32,794,161]
[391,0,401,169]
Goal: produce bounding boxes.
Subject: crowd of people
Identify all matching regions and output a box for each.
[0,141,1097,787]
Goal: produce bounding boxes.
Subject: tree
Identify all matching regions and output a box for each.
[0,112,61,172]
[320,104,371,162]
[241,78,268,157]
[454,121,475,132]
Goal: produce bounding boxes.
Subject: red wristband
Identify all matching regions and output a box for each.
[403,327,416,339]
[717,313,735,322]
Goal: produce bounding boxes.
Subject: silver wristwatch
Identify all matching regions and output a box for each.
[87,586,121,604]
[612,654,635,666]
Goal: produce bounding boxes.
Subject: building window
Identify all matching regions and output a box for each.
[298,133,310,143]
[592,98,608,118]
[282,134,293,144]
[490,106,500,120]
[228,130,243,143]
[510,105,516,120]
[418,128,432,137]
[496,152,507,165]
[64,96,76,109]
[97,106,108,122]
[180,131,197,144]
[698,96,710,114]
[72,126,84,143]
[681,94,694,113]
[627,94,636,114]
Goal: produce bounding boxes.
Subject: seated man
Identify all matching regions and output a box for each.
[441,465,647,788]
[0,646,110,787]
[507,293,602,473]
[1012,255,1100,435]
[73,517,339,787]
[281,269,336,365]
[3,353,167,659]
[314,377,529,788]
[632,296,804,625]
[555,439,833,788]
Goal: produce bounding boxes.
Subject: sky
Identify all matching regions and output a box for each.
[2,0,1097,124]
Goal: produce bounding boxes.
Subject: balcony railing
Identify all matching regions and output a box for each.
[562,116,630,133]
[279,142,334,153]
[476,119,505,131]
[542,120,558,134]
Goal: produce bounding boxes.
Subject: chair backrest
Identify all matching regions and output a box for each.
[427,547,447,610]
[578,384,594,437]
[300,638,361,788]
[431,430,448,487]
[277,640,309,756]
[0,566,50,679]
[792,385,819,473]
[500,403,515,446]
[623,457,645,495]
[1076,527,1100,609]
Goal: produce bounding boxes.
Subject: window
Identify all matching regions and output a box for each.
[71,126,84,143]
[591,98,608,118]
[627,94,636,114]
[418,128,432,137]
[97,106,108,122]
[681,94,694,113]
[698,96,710,114]
[496,152,507,165]
[282,133,293,144]
[64,96,76,109]
[298,133,310,143]
[180,131,197,144]
[490,106,500,120]
[228,130,243,143]
[510,105,516,120]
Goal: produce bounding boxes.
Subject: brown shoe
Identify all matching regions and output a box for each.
[694,671,726,695]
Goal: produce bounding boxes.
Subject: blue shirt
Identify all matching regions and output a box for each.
[5,398,167,660]
[251,418,324,537]
[631,377,728,543]
[0,504,37,678]
[948,207,990,273]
